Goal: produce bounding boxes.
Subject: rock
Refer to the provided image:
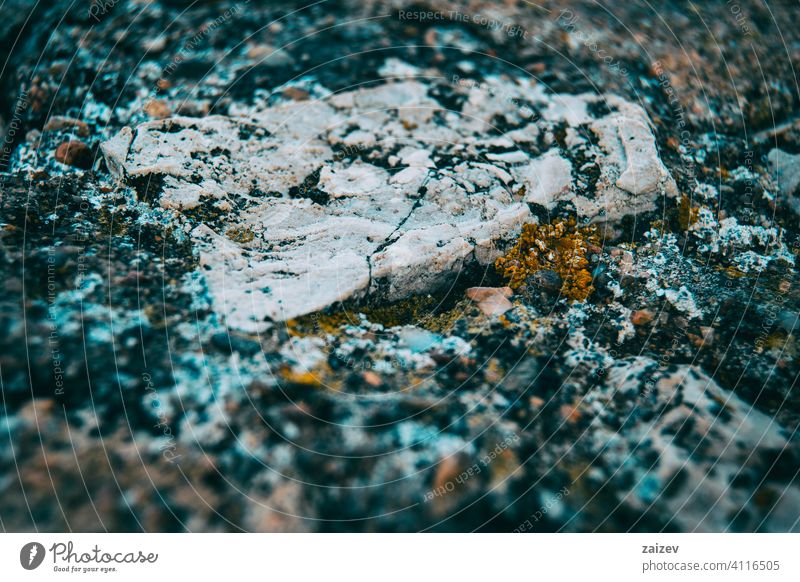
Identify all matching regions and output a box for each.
[54,140,92,169]
[282,87,310,101]
[44,116,89,136]
[245,44,294,66]
[526,269,563,294]
[101,76,677,331]
[604,359,790,531]
[142,36,167,53]
[430,452,472,514]
[523,269,565,306]
[631,309,655,326]
[143,99,172,119]
[593,270,613,297]
[510,93,678,220]
[466,286,514,316]
[362,371,382,388]
[4,0,800,537]
[397,326,441,353]
[559,403,581,424]
[432,454,464,490]
[768,149,800,208]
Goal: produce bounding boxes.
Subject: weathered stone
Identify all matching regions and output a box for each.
[526,269,563,294]
[768,148,800,211]
[102,77,678,331]
[55,140,92,169]
[631,309,655,326]
[44,116,90,136]
[466,286,514,316]
[605,359,790,531]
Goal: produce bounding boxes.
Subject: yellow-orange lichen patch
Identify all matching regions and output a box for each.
[495,219,599,301]
[279,369,322,386]
[677,195,699,231]
[286,294,467,337]
[225,226,255,244]
[285,311,356,337]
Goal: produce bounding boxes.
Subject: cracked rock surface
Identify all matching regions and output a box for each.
[103,80,676,329]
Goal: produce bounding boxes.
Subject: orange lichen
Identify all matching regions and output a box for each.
[495,219,599,301]
[279,369,321,386]
[226,226,255,244]
[285,312,354,337]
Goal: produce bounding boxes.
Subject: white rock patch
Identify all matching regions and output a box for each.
[513,150,573,206]
[102,76,677,331]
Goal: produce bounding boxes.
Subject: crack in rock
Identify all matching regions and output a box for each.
[101,76,678,331]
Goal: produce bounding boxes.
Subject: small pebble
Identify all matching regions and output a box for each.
[362,371,382,388]
[631,309,655,326]
[144,99,172,119]
[44,116,90,137]
[527,270,563,294]
[54,140,92,169]
[466,286,513,316]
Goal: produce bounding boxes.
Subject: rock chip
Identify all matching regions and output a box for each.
[466,286,514,316]
[44,116,90,136]
[55,140,92,169]
[526,269,563,294]
[143,99,172,119]
[630,309,655,326]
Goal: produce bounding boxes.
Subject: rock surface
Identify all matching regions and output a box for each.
[602,359,791,531]
[768,148,800,213]
[102,81,676,329]
[466,286,514,316]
